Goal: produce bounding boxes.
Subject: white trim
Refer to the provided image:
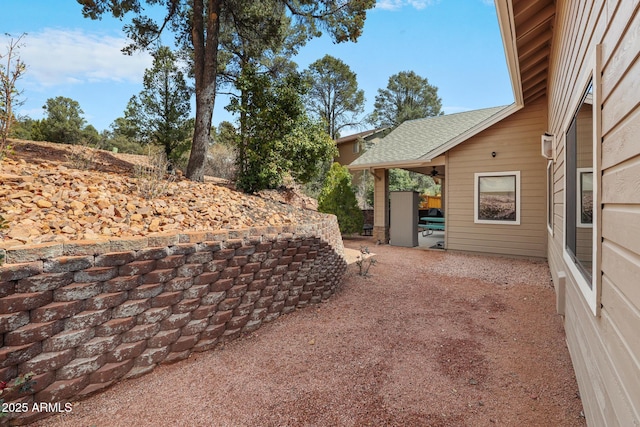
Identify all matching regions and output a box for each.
[348,160,436,171]
[547,160,554,235]
[347,104,521,172]
[593,43,603,317]
[561,45,602,317]
[418,104,522,161]
[474,171,521,225]
[495,0,524,107]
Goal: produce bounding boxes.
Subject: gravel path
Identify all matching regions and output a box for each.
[38,238,584,427]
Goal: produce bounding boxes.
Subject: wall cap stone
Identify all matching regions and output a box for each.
[0,217,345,267]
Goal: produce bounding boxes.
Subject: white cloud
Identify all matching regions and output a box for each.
[376,0,437,11]
[4,28,153,88]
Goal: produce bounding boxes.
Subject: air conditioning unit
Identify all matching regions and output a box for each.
[541,133,554,160]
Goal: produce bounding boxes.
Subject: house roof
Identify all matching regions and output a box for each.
[496,0,555,105]
[346,0,556,172]
[348,105,516,170]
[334,128,388,146]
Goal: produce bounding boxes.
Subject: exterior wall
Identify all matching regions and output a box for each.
[546,1,640,425]
[446,97,548,258]
[338,135,383,207]
[336,133,384,168]
[0,218,346,425]
[336,140,363,207]
[336,141,361,166]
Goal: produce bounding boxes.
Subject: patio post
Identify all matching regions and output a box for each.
[372,168,389,243]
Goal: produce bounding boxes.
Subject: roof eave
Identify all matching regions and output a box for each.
[335,127,390,145]
[348,105,521,170]
[495,0,524,107]
[347,159,436,171]
[419,103,522,160]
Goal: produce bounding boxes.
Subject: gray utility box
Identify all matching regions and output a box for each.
[390,191,419,247]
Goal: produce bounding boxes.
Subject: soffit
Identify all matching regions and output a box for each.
[513,0,556,104]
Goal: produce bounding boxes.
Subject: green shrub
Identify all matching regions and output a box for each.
[0,372,36,419]
[318,163,363,235]
[205,143,237,181]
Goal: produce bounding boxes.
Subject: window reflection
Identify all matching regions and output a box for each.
[566,81,593,283]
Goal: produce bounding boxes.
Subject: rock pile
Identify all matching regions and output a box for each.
[0,158,324,248]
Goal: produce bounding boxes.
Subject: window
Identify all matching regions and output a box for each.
[563,46,602,316]
[474,171,521,225]
[352,141,360,154]
[547,161,554,233]
[565,80,593,284]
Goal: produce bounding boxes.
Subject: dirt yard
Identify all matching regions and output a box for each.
[37,237,584,427]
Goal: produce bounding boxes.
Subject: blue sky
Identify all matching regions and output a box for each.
[2,0,513,136]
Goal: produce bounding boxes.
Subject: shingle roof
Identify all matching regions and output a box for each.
[334,128,388,146]
[349,105,514,168]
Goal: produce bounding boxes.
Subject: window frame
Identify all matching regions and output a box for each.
[561,45,602,316]
[474,171,521,225]
[547,160,554,235]
[352,141,360,154]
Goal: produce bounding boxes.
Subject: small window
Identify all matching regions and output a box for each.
[474,171,521,225]
[352,141,360,154]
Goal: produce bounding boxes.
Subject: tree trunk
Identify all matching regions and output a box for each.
[187,87,215,181]
[186,0,221,181]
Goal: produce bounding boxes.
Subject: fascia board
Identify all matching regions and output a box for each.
[418,103,522,160]
[347,160,435,171]
[495,0,524,107]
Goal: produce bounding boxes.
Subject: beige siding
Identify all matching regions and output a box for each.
[547,0,640,424]
[446,97,548,258]
[336,142,360,166]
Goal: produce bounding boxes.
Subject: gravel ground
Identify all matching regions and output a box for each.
[37,237,585,427]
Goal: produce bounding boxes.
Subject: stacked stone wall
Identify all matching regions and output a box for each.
[0,216,346,425]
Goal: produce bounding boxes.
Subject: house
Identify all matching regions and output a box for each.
[349,104,549,257]
[334,128,387,167]
[335,128,387,210]
[349,0,640,424]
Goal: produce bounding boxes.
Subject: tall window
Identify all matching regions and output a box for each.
[565,80,593,284]
[474,171,521,225]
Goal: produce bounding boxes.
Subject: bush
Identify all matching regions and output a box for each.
[318,163,363,235]
[134,147,175,200]
[205,143,237,181]
[103,134,147,155]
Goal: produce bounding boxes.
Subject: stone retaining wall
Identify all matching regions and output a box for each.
[0,216,346,425]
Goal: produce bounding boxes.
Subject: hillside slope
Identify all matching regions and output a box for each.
[0,140,324,247]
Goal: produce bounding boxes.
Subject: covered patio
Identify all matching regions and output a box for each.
[348,103,551,258]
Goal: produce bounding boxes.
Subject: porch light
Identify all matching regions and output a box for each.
[541,133,555,160]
